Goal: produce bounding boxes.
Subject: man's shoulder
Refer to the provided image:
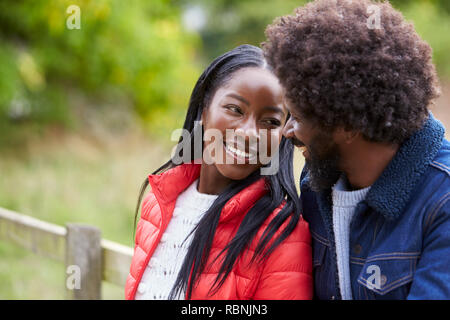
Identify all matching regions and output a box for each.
[428,138,450,201]
[429,138,450,178]
[420,140,450,241]
[410,139,450,230]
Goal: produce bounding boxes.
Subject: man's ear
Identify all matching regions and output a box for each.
[333,127,360,144]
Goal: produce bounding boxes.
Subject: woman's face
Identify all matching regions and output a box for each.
[201,67,287,180]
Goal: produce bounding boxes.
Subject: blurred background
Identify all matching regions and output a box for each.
[0,0,448,299]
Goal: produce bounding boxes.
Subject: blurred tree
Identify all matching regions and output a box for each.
[0,0,448,148]
[178,0,307,62]
[184,0,450,79]
[0,0,201,144]
[392,0,450,14]
[391,0,450,79]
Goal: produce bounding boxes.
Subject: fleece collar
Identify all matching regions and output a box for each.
[365,113,445,220]
[302,113,445,221]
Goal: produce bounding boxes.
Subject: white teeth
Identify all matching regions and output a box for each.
[225,144,252,158]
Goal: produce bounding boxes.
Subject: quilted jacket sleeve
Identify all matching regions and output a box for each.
[125,189,158,300]
[252,218,313,300]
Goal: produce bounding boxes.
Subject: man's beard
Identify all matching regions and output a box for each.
[304,132,342,193]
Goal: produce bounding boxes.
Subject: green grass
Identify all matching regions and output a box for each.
[0,241,64,299]
[0,241,130,299]
[0,125,171,299]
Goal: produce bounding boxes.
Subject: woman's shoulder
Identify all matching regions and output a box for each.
[266,202,310,243]
[251,202,311,251]
[139,186,159,221]
[252,203,312,279]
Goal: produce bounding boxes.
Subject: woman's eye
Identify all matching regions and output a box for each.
[225,105,243,115]
[262,119,282,127]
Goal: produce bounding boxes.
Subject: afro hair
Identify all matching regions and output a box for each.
[263,0,440,144]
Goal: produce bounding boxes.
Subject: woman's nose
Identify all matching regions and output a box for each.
[235,119,259,139]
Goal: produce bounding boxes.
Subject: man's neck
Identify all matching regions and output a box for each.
[340,139,400,190]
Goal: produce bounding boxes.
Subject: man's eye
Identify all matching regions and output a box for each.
[291,115,301,123]
[287,113,301,123]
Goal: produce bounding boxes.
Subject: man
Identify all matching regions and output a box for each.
[263,0,450,299]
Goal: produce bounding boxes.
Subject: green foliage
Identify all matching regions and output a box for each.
[0,0,448,144]
[189,0,450,79]
[183,0,307,61]
[391,0,450,80]
[0,0,201,140]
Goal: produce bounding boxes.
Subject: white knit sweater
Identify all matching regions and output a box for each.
[332,175,371,300]
[135,179,218,300]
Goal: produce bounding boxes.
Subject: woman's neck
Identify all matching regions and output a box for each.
[198,164,234,195]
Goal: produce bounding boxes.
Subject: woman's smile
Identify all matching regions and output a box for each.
[223,139,258,163]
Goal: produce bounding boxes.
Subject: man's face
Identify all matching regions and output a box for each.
[282,99,342,192]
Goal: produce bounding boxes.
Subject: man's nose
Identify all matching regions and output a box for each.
[282,116,295,139]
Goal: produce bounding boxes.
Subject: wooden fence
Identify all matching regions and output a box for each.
[0,206,133,299]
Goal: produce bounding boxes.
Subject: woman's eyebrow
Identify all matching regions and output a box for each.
[226,93,250,106]
[263,105,286,116]
[225,93,285,116]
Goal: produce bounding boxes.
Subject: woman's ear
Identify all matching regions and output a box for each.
[200,109,207,126]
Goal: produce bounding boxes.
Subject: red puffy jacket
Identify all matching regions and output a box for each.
[125,163,313,300]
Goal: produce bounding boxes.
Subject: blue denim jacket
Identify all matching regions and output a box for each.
[300,114,450,300]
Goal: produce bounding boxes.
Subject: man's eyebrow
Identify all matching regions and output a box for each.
[226,93,250,106]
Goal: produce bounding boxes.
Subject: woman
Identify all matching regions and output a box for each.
[125,45,312,300]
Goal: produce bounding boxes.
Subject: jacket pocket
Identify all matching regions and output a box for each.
[356,252,420,298]
[311,230,328,267]
[311,230,338,300]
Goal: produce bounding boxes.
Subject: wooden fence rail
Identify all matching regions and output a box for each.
[0,206,133,299]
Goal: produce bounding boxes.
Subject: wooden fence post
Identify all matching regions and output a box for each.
[65,223,102,300]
